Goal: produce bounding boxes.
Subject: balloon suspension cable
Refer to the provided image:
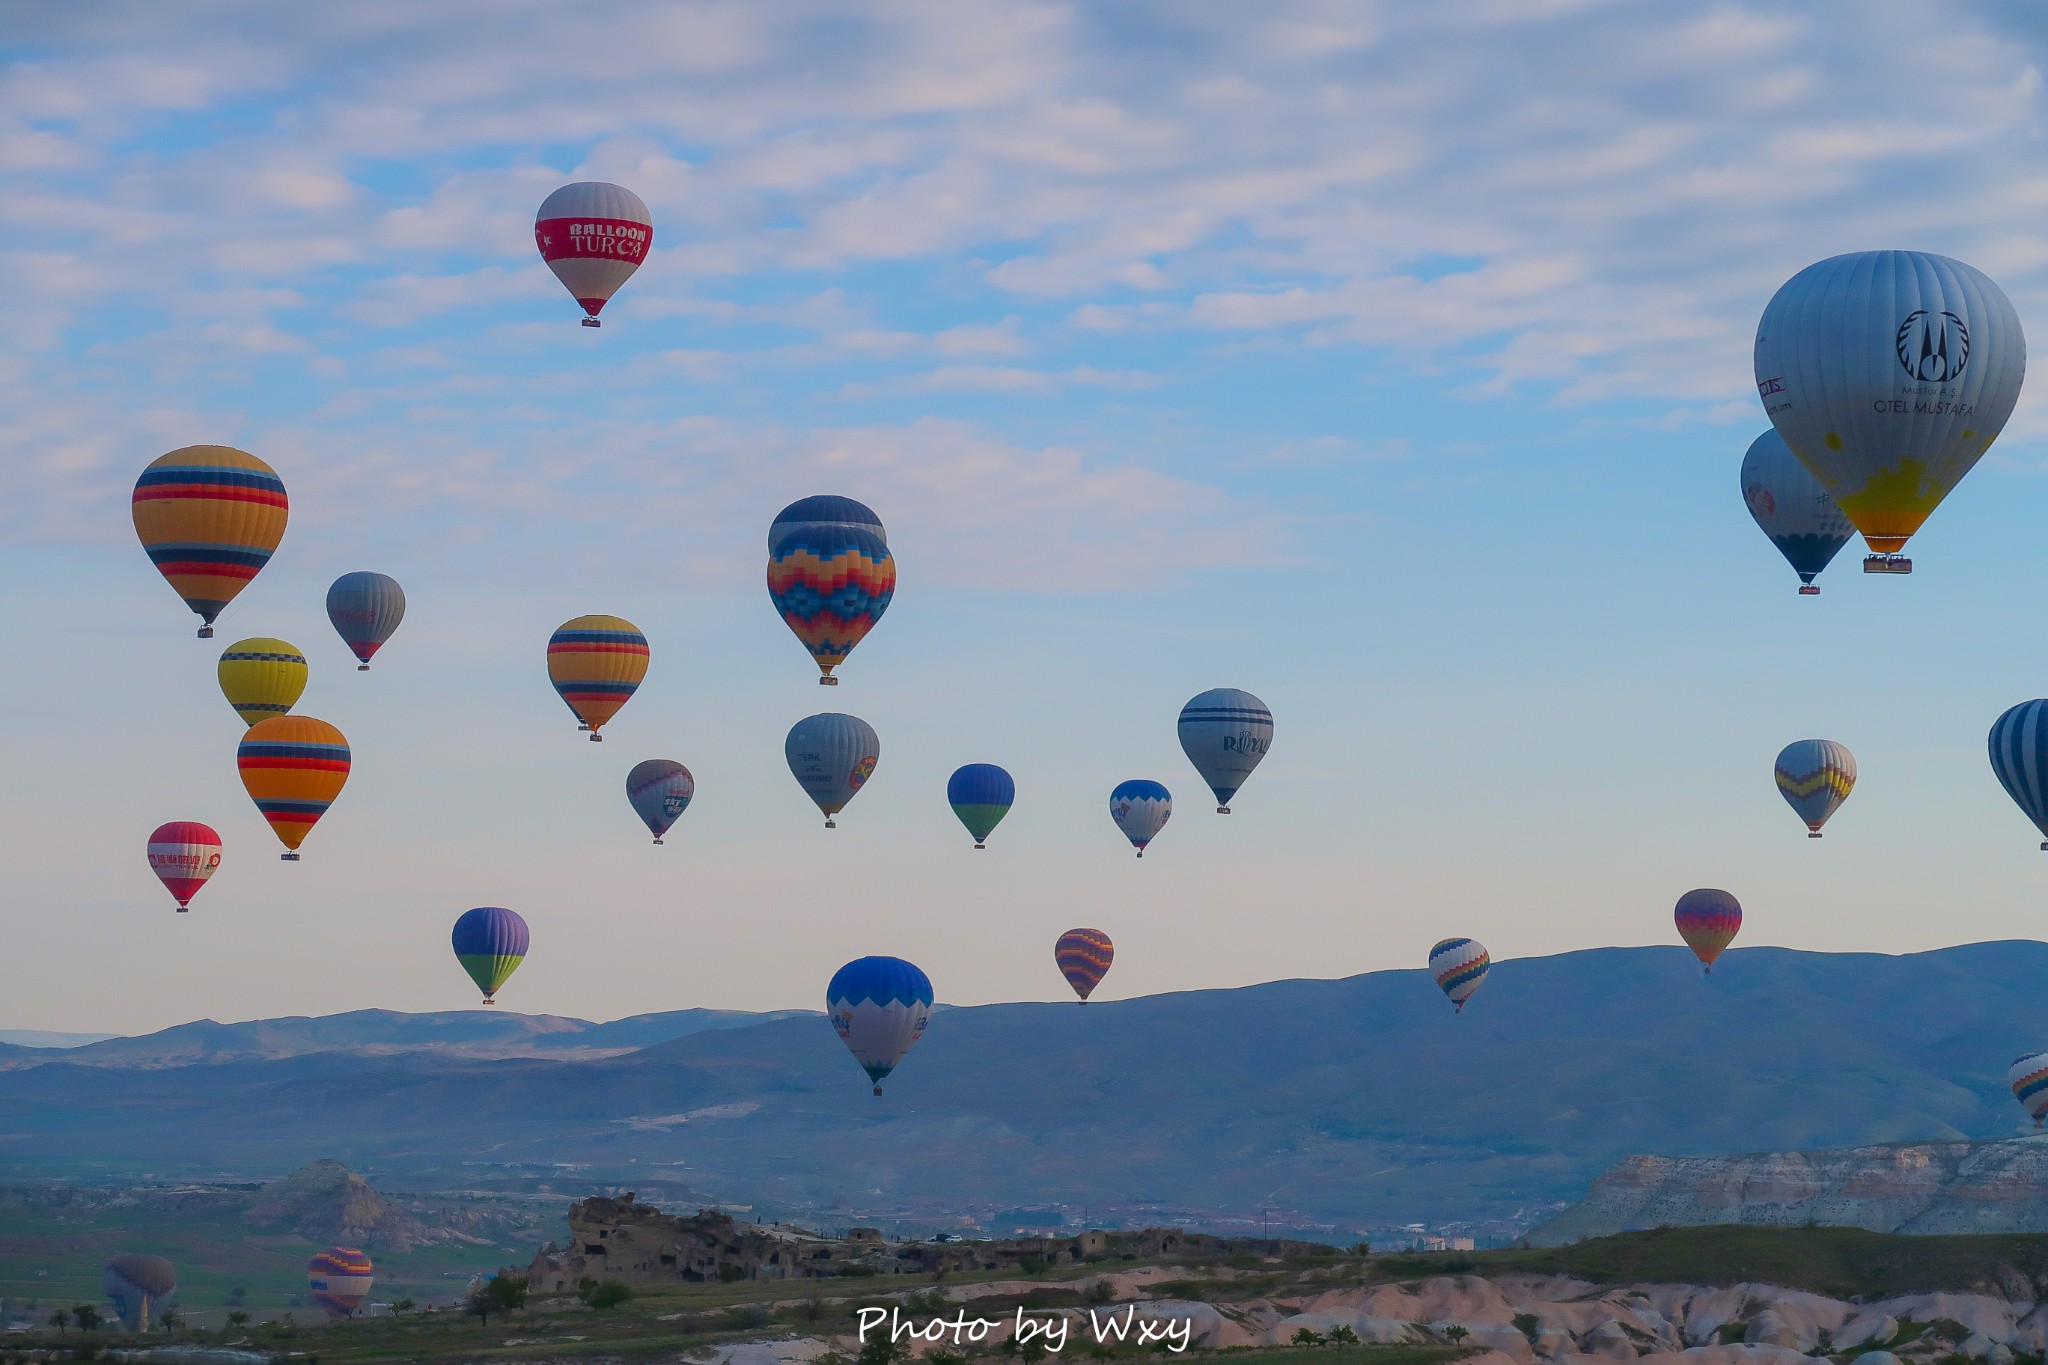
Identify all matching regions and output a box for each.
[197,626,214,639]
[581,318,601,328]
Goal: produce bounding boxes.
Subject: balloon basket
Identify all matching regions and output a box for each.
[482,996,496,1005]
[872,1085,883,1096]
[653,838,664,846]
[588,732,602,742]
[2039,841,2047,851]
[819,675,838,686]
[581,318,601,328]
[357,664,370,671]
[176,907,188,914]
[1797,585,1820,595]
[1135,851,1143,858]
[280,853,300,862]
[197,626,214,639]
[1863,554,1912,574]
[1217,806,1231,814]
[1807,831,1822,839]
[825,818,837,829]
[974,842,986,850]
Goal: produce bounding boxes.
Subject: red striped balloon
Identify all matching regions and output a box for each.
[146,821,221,911]
[1055,928,1114,1003]
[1674,888,1742,975]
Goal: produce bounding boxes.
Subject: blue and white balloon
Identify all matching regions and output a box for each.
[1739,431,1852,594]
[1110,779,1171,857]
[785,713,879,828]
[1177,688,1273,813]
[826,955,933,1096]
[1990,700,2048,850]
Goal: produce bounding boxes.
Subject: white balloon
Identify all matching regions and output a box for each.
[1177,688,1273,813]
[1739,430,1853,593]
[785,712,879,826]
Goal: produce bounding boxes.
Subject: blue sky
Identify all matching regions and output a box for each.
[8,1,2048,1032]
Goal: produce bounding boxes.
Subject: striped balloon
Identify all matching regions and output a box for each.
[307,1247,375,1318]
[1110,780,1171,857]
[236,716,350,859]
[326,572,406,669]
[1428,937,1489,1012]
[131,445,288,637]
[626,759,694,844]
[146,821,221,912]
[1773,739,1856,837]
[785,713,879,827]
[217,637,307,727]
[1989,700,2048,849]
[826,955,933,1095]
[947,763,1014,848]
[534,182,651,326]
[548,615,648,740]
[2011,1052,2048,1128]
[1674,888,1742,975]
[451,906,529,1004]
[1054,928,1114,1003]
[767,525,895,684]
[769,495,886,551]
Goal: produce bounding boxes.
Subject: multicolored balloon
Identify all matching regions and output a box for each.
[452,906,529,1004]
[767,524,895,684]
[946,763,1014,849]
[2010,1052,2048,1128]
[103,1255,177,1332]
[1740,429,1853,594]
[535,182,651,327]
[1428,937,1489,1013]
[626,759,695,844]
[217,637,307,727]
[769,495,886,551]
[1055,928,1114,1003]
[1178,688,1273,813]
[237,716,350,861]
[1754,251,2026,570]
[1774,739,1856,837]
[1110,780,1171,857]
[785,712,879,827]
[826,955,933,1096]
[1989,700,2048,850]
[326,572,405,670]
[146,821,221,912]
[1674,888,1741,975]
[548,615,648,740]
[307,1248,375,1318]
[132,445,288,637]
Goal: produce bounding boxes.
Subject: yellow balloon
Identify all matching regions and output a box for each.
[217,637,308,727]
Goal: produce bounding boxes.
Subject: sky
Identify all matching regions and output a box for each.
[8,0,2048,1033]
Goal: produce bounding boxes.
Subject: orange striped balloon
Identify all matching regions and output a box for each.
[237,716,350,859]
[131,445,288,638]
[547,615,648,740]
[1055,928,1115,1003]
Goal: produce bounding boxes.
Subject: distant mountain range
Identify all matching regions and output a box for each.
[3,943,2045,1230]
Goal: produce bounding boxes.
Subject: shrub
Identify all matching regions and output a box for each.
[582,1280,634,1311]
[1291,1328,1324,1346]
[719,1265,747,1283]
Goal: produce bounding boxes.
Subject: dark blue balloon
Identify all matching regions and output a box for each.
[770,495,885,552]
[451,906,529,958]
[946,763,1014,808]
[827,954,934,1010]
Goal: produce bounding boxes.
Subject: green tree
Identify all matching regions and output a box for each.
[72,1305,101,1332]
[1328,1325,1359,1345]
[392,1298,416,1315]
[1444,1326,1470,1346]
[858,1332,906,1365]
[466,1275,529,1326]
[1292,1328,1324,1346]
[580,1280,632,1311]
[225,1311,251,1330]
[159,1309,184,1332]
[48,1308,69,1334]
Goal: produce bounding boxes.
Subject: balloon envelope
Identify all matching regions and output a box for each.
[452,906,529,1003]
[104,1254,176,1331]
[146,821,221,911]
[1177,688,1273,812]
[2011,1052,2048,1128]
[1055,928,1114,1002]
[132,445,288,636]
[626,759,695,842]
[826,955,933,1094]
[1989,700,2048,848]
[1740,430,1853,589]
[548,615,648,737]
[1110,779,1171,856]
[1428,937,1489,1011]
[947,763,1014,846]
[534,182,651,324]
[1774,739,1856,836]
[1754,250,2026,556]
[217,637,307,727]
[307,1247,374,1318]
[770,495,886,551]
[326,572,406,668]
[1674,889,1741,973]
[237,716,350,856]
[785,713,879,824]
[767,525,895,682]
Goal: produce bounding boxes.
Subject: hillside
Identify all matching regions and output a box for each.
[2,943,2046,1229]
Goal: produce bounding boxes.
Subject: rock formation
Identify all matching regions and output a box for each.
[240,1159,434,1251]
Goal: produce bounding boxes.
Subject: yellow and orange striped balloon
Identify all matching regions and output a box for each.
[237,716,351,859]
[131,445,288,638]
[547,615,648,740]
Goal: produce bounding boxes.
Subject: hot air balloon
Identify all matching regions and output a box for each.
[1110,780,1170,857]
[452,906,528,1004]
[767,524,895,684]
[1675,888,1741,975]
[1754,250,2026,573]
[626,759,695,844]
[237,716,349,860]
[534,182,651,327]
[103,1255,176,1331]
[1428,937,1489,1012]
[1055,928,1113,1003]
[1177,688,1273,813]
[548,615,648,740]
[1989,700,2048,849]
[307,1248,375,1318]
[1740,430,1854,594]
[826,955,933,1096]
[946,764,1013,849]
[2011,1053,2048,1128]
[326,572,405,670]
[785,713,878,827]
[769,495,886,551]
[132,445,288,637]
[146,821,221,913]
[217,637,307,727]
[1774,739,1856,837]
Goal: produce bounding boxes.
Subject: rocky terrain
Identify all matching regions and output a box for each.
[1532,1140,2048,1245]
